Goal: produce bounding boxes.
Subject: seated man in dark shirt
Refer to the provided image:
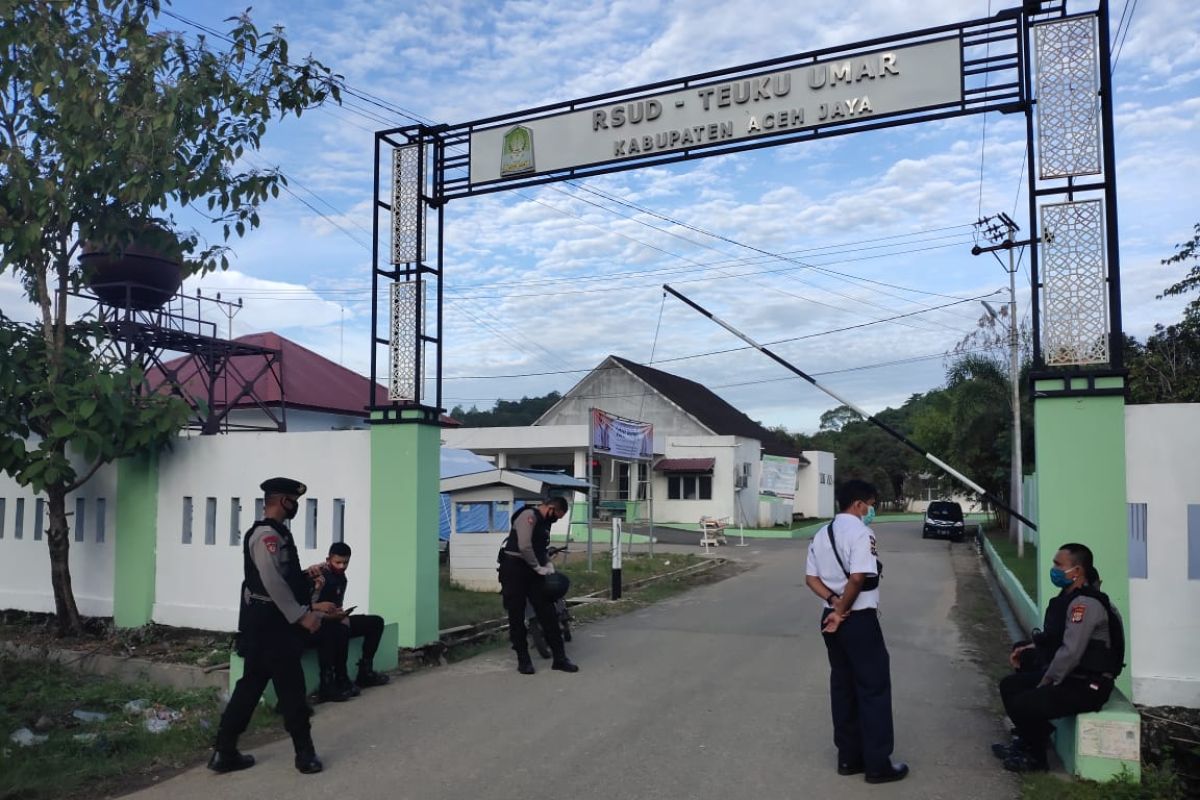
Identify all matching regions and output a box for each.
[305,542,390,701]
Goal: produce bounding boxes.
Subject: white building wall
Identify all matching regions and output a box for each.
[796,450,836,519]
[0,458,118,616]
[153,431,373,631]
[1126,404,1200,707]
[216,407,368,433]
[537,363,711,436]
[652,435,741,524]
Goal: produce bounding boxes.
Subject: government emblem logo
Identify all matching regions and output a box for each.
[500,125,535,176]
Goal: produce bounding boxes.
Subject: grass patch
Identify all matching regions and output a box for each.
[0,654,280,800]
[986,530,1039,598]
[441,552,738,661]
[439,552,712,631]
[1021,764,1186,799]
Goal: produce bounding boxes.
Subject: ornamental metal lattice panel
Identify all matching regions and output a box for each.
[389,280,419,401]
[391,145,423,264]
[1041,199,1108,366]
[1034,17,1101,180]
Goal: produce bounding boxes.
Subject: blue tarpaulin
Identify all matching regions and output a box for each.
[439,448,493,542]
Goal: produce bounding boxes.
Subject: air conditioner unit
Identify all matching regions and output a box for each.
[734,463,751,489]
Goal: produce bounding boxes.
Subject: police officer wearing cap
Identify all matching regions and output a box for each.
[804,479,908,784]
[209,477,324,775]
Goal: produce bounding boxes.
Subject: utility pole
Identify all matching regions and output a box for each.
[972,212,1040,558]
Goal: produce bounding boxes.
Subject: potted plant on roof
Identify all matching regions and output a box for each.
[79,209,187,310]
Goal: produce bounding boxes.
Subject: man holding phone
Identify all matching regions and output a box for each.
[306,542,390,701]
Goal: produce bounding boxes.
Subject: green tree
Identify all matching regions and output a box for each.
[0,1,341,634]
[1124,222,1200,403]
[1159,222,1200,316]
[450,392,563,427]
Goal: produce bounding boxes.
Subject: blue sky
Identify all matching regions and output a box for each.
[6,0,1197,433]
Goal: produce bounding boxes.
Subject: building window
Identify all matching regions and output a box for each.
[1127,503,1147,579]
[668,474,712,500]
[230,498,242,546]
[75,498,86,542]
[205,497,218,545]
[1189,504,1200,581]
[332,499,346,544]
[181,497,193,544]
[34,498,45,540]
[305,498,319,549]
[455,501,510,533]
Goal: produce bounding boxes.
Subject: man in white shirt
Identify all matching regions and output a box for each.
[805,479,908,784]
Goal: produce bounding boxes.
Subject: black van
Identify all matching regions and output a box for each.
[922,501,965,542]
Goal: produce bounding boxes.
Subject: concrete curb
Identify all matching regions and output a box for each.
[0,640,228,692]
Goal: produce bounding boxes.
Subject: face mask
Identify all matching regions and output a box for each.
[862,505,876,526]
[282,498,299,520]
[1050,567,1075,588]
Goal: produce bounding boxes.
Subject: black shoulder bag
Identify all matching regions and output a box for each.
[827,519,882,591]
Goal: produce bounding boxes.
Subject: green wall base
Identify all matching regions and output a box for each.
[227,622,399,705]
[113,452,159,628]
[370,413,440,647]
[1033,380,1132,700]
[1053,689,1142,782]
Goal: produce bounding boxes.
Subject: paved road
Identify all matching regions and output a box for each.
[126,521,1017,800]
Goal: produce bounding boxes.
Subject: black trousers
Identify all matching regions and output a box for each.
[312,614,385,678]
[498,557,564,659]
[821,608,894,773]
[1000,671,1113,754]
[218,624,312,755]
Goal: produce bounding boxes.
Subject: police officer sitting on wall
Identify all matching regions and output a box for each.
[305,542,391,702]
[993,542,1125,772]
[497,496,579,675]
[209,477,325,775]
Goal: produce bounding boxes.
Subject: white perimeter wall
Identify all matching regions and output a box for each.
[0,457,118,616]
[796,450,836,519]
[153,431,373,631]
[1126,404,1200,707]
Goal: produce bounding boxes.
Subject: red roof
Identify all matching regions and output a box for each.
[149,332,386,416]
[654,458,716,473]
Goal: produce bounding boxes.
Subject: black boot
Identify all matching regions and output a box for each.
[317,666,352,702]
[207,749,255,773]
[355,658,390,688]
[516,649,536,675]
[338,666,360,695]
[550,644,578,672]
[295,747,323,774]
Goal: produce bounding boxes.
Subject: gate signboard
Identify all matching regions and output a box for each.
[470,38,962,186]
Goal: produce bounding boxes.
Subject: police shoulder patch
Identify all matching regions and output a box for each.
[262,535,280,554]
[1070,604,1086,623]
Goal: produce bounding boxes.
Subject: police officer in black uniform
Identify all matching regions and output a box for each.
[497,496,579,675]
[993,543,1125,772]
[209,478,324,775]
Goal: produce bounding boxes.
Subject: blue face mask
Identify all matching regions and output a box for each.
[1049,567,1075,588]
[862,505,876,526]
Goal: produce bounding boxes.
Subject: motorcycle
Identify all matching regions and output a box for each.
[527,545,572,658]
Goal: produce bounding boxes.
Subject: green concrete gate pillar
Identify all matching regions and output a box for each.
[1032,374,1131,698]
[113,451,159,628]
[370,410,440,648]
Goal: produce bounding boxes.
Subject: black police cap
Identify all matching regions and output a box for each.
[260,477,307,497]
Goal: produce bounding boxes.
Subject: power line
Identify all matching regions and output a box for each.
[443,345,1002,405]
[439,291,998,381]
